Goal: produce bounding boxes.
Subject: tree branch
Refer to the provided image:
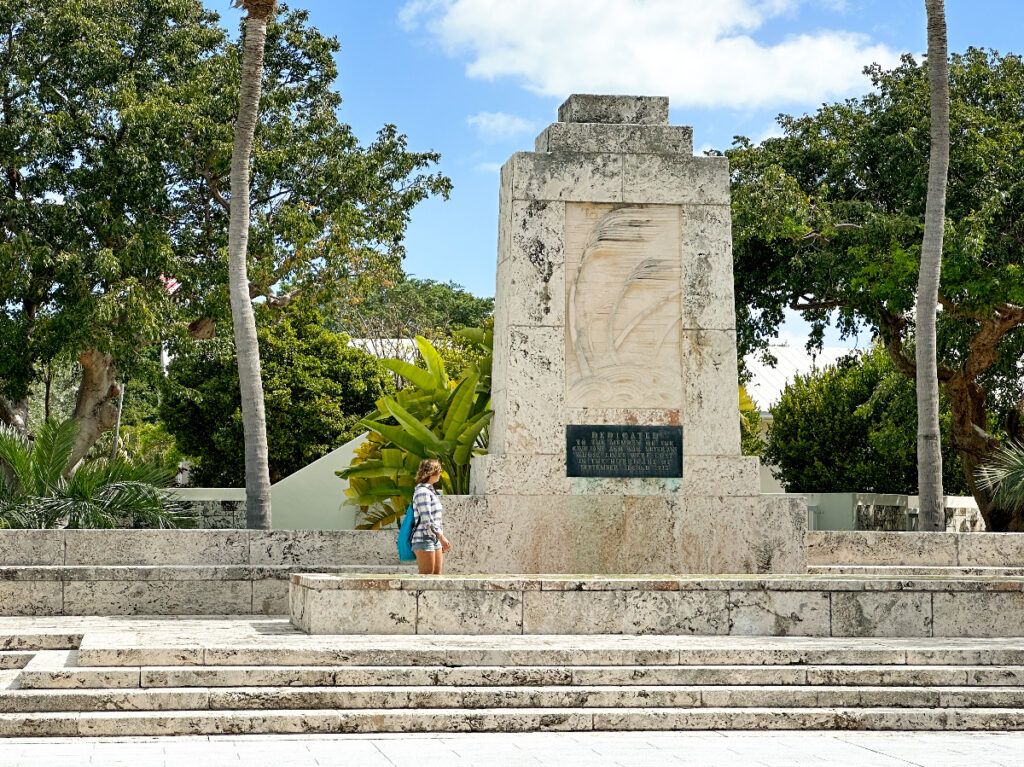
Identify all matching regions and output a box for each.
[878,308,955,382]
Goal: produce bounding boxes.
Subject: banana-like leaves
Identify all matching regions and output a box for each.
[342,331,493,529]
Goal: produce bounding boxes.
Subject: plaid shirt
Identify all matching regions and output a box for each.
[411,482,443,544]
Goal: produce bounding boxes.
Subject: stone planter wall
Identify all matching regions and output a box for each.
[290,573,1024,638]
[0,529,399,616]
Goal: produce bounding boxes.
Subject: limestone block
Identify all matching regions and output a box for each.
[676,495,807,574]
[622,154,730,205]
[933,592,1024,637]
[253,579,289,615]
[957,533,1024,567]
[444,494,678,574]
[496,200,566,326]
[522,590,625,633]
[622,590,729,635]
[63,530,248,566]
[469,454,566,495]
[511,152,622,202]
[0,581,62,615]
[680,329,742,455]
[416,590,523,635]
[495,392,566,456]
[62,580,252,615]
[557,94,669,125]
[682,456,761,496]
[830,591,933,637]
[535,122,693,154]
[488,325,566,456]
[0,530,64,565]
[248,530,396,567]
[728,590,830,636]
[680,204,737,330]
[805,531,958,566]
[291,584,416,635]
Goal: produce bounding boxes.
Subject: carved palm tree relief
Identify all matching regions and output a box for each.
[565,204,683,408]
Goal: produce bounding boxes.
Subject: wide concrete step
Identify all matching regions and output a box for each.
[77,643,1024,668]
[3,706,1024,736]
[7,684,1024,714]
[19,654,1024,690]
[808,566,1024,577]
[0,651,33,670]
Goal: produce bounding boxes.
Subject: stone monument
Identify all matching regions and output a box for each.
[446,95,805,574]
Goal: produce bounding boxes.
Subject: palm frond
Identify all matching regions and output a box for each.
[0,423,32,503]
[29,420,78,495]
[976,442,1024,512]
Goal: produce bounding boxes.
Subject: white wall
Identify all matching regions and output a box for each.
[269,433,368,530]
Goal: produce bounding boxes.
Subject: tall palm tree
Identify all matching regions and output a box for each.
[228,0,277,529]
[916,0,950,531]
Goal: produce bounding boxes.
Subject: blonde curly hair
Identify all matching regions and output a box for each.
[415,458,442,484]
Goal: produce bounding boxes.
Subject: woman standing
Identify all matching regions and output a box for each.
[411,458,450,575]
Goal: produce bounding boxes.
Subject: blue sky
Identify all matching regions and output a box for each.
[204,0,1023,345]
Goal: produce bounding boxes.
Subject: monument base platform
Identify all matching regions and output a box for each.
[288,572,1024,637]
[439,493,807,575]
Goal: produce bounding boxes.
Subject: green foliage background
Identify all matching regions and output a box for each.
[160,304,393,485]
[764,347,969,495]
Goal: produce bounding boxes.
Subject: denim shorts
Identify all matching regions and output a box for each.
[411,539,441,552]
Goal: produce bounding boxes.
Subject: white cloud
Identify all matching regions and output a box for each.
[474,161,504,172]
[466,111,539,140]
[401,0,900,110]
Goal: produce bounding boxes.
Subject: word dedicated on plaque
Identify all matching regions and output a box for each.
[566,425,684,478]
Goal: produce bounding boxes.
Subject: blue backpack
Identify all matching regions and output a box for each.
[397,502,417,562]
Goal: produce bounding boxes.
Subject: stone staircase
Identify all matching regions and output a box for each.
[3,621,1024,735]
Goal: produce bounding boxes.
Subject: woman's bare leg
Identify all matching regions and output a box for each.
[433,550,444,575]
[414,550,434,575]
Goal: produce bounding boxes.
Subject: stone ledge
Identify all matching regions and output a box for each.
[1,565,412,581]
[807,531,1024,568]
[290,574,1024,637]
[0,529,396,567]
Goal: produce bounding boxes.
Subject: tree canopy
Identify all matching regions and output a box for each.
[160,303,393,486]
[728,49,1024,529]
[0,0,450,461]
[764,347,968,496]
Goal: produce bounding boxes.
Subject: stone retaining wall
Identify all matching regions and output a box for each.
[0,530,397,616]
[290,573,1024,638]
[806,531,1024,567]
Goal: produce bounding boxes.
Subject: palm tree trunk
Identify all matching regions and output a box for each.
[916,0,950,531]
[229,2,275,529]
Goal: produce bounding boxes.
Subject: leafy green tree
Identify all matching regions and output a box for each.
[728,49,1024,529]
[764,347,968,495]
[0,1,450,465]
[161,304,393,485]
[0,420,181,529]
[739,386,764,457]
[340,331,492,529]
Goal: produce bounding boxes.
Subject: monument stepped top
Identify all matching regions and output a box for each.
[537,94,691,154]
[557,94,669,125]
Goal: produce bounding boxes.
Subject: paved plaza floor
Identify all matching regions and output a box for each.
[1,731,1022,767]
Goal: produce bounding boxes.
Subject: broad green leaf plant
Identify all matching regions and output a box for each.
[339,329,492,529]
